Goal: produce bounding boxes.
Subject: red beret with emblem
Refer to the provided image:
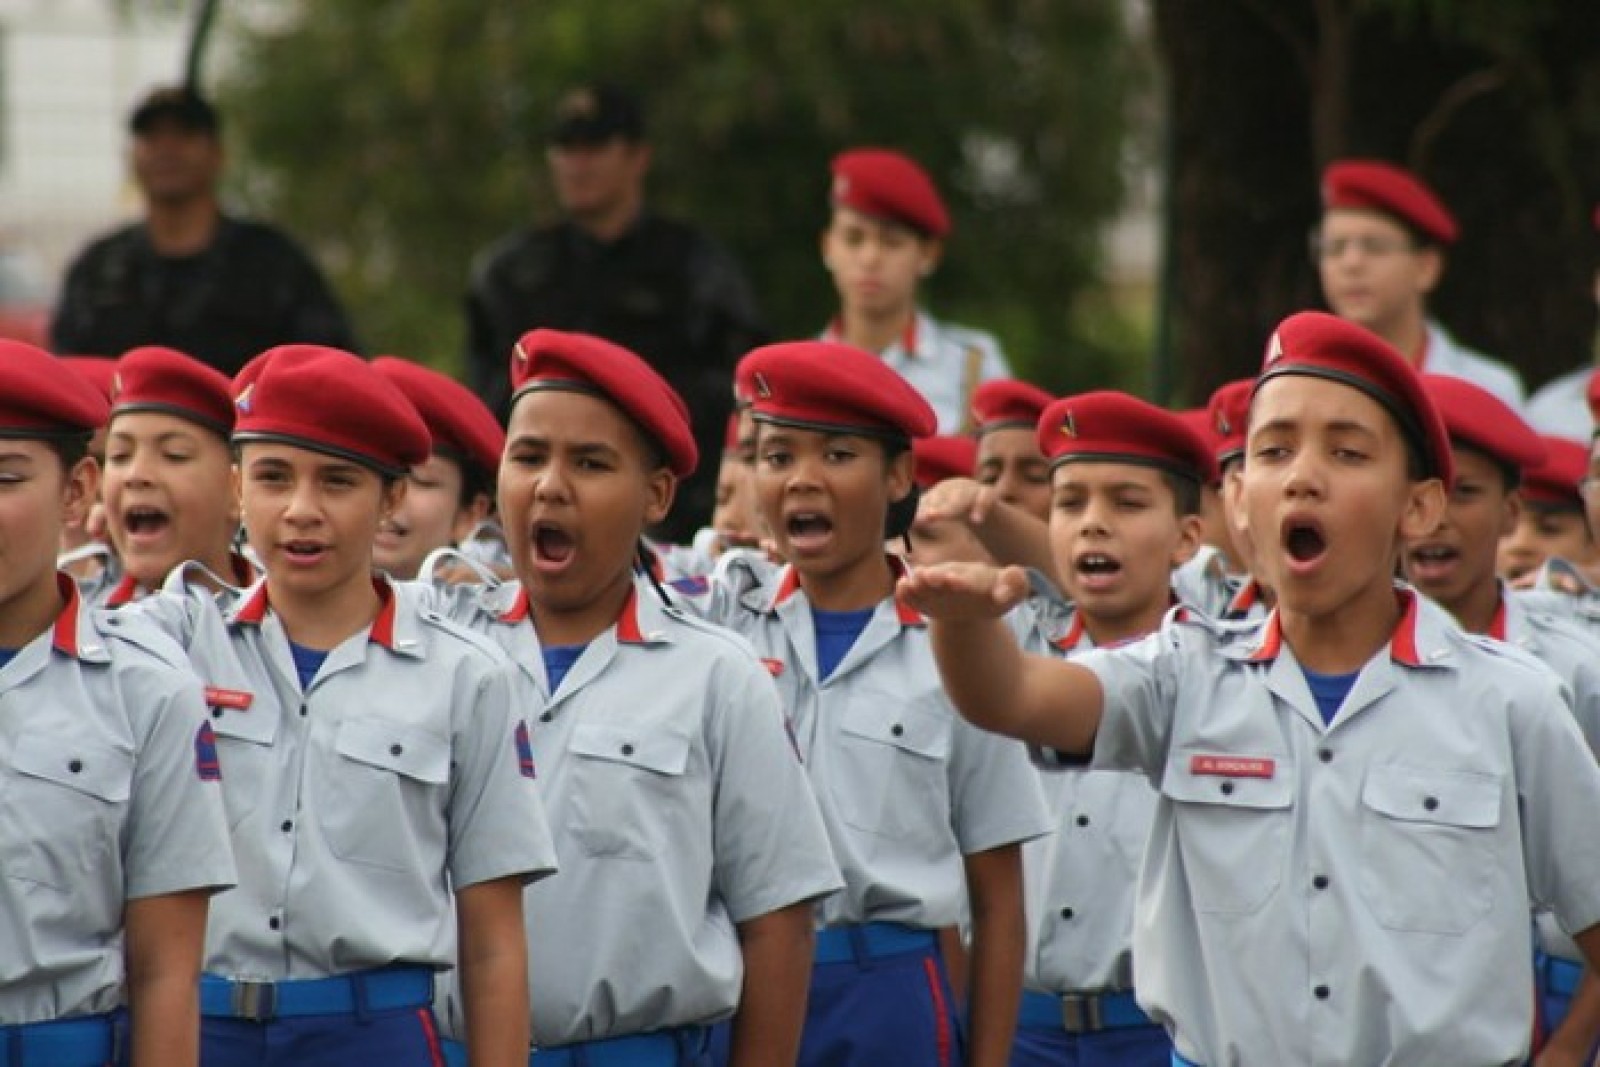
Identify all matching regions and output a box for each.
[0,342,111,436]
[913,434,979,489]
[509,328,697,477]
[1255,311,1454,486]
[1037,391,1218,485]
[1321,160,1458,246]
[373,356,504,477]
[1205,379,1253,468]
[1522,435,1588,508]
[971,379,1055,435]
[60,356,118,406]
[831,148,950,239]
[737,341,937,442]
[112,346,234,436]
[232,345,431,477]
[1421,374,1545,473]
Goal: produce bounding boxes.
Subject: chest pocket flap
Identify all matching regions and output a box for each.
[569,719,691,776]
[12,734,133,803]
[1161,754,1294,810]
[840,699,951,761]
[209,698,279,746]
[1362,765,1502,829]
[334,718,450,785]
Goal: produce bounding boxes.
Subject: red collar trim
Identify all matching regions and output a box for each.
[498,585,531,624]
[105,573,140,609]
[770,558,924,625]
[1051,610,1087,652]
[497,583,652,645]
[770,565,804,609]
[1248,591,1424,666]
[1486,596,1508,643]
[52,572,83,657]
[233,577,400,650]
[1226,579,1263,618]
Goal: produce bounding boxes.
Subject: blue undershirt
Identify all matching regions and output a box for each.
[0,648,16,670]
[813,607,876,680]
[287,641,329,692]
[1302,666,1360,726]
[541,644,588,693]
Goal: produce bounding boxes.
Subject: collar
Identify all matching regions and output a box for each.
[105,572,141,609]
[1487,592,1509,642]
[51,572,109,662]
[496,579,666,646]
[1051,609,1087,652]
[229,573,413,653]
[1241,587,1445,669]
[768,557,924,626]
[822,312,925,360]
[1224,578,1265,619]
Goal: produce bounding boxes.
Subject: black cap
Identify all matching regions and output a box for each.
[129,86,220,137]
[547,84,645,147]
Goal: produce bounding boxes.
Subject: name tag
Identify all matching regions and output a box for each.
[1190,754,1276,778]
[204,686,254,711]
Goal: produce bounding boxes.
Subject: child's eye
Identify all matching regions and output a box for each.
[824,448,856,463]
[1332,448,1367,463]
[1253,446,1288,462]
[761,451,791,468]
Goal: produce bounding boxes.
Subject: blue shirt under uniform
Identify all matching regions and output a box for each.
[1302,666,1359,726]
[288,641,329,692]
[812,607,876,680]
[541,644,587,693]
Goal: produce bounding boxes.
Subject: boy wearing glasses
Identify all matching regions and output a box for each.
[1314,159,1526,410]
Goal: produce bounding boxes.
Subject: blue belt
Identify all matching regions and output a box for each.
[1542,953,1584,999]
[1018,988,1151,1033]
[813,922,936,965]
[0,1014,114,1067]
[531,1026,710,1066]
[200,966,433,1021]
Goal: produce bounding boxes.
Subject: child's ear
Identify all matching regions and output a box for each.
[1171,512,1205,569]
[1400,478,1448,542]
[643,467,677,527]
[1499,488,1522,540]
[886,448,916,504]
[61,456,100,529]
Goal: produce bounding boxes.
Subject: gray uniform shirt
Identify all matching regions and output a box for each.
[1,578,235,1024]
[427,577,841,1046]
[702,555,1051,928]
[133,575,556,979]
[1078,592,1600,1066]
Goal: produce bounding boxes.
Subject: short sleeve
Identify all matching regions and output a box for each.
[946,714,1051,855]
[1078,626,1183,780]
[1513,667,1600,936]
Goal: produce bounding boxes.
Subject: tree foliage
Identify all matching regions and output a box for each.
[216,0,1141,391]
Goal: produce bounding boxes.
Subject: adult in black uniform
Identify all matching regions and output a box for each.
[51,86,356,376]
[465,84,766,542]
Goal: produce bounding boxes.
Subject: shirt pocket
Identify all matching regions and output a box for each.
[835,696,953,847]
[321,718,451,872]
[1358,765,1502,935]
[1160,754,1294,914]
[2,734,133,891]
[210,702,278,831]
[566,719,693,860]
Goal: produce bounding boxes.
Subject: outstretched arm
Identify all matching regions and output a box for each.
[899,562,1104,755]
[916,479,1059,584]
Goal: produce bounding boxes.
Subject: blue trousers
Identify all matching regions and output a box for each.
[1009,1022,1172,1066]
[201,1005,446,1067]
[797,942,964,1067]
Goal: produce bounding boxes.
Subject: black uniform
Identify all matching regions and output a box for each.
[51,214,357,376]
[466,214,766,543]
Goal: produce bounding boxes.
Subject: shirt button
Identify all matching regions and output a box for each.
[1318,748,1333,763]
[1075,815,1090,828]
[1313,875,1329,890]
[68,759,84,774]
[1423,796,1439,812]
[211,707,224,719]
[1219,781,1235,796]
[890,724,905,738]
[268,916,281,931]
[621,743,635,757]
[389,743,404,757]
[299,704,308,717]
[280,820,293,833]
[1314,985,1330,1000]
[1059,907,1074,920]
[539,711,553,723]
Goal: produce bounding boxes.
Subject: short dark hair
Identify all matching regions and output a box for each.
[1161,471,1203,517]
[41,434,91,472]
[547,83,645,147]
[129,85,220,138]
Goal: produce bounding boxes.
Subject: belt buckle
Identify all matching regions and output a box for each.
[1060,993,1103,1034]
[231,981,278,1022]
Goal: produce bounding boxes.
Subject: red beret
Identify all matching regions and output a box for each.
[971,379,1055,434]
[737,341,937,441]
[1206,379,1253,467]
[509,329,697,477]
[1522,435,1588,508]
[60,356,118,406]
[1037,391,1218,485]
[232,345,431,477]
[111,346,234,436]
[1421,374,1545,473]
[913,434,979,489]
[373,356,504,477]
[1321,160,1458,246]
[1256,311,1454,486]
[831,148,950,239]
[0,342,110,436]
